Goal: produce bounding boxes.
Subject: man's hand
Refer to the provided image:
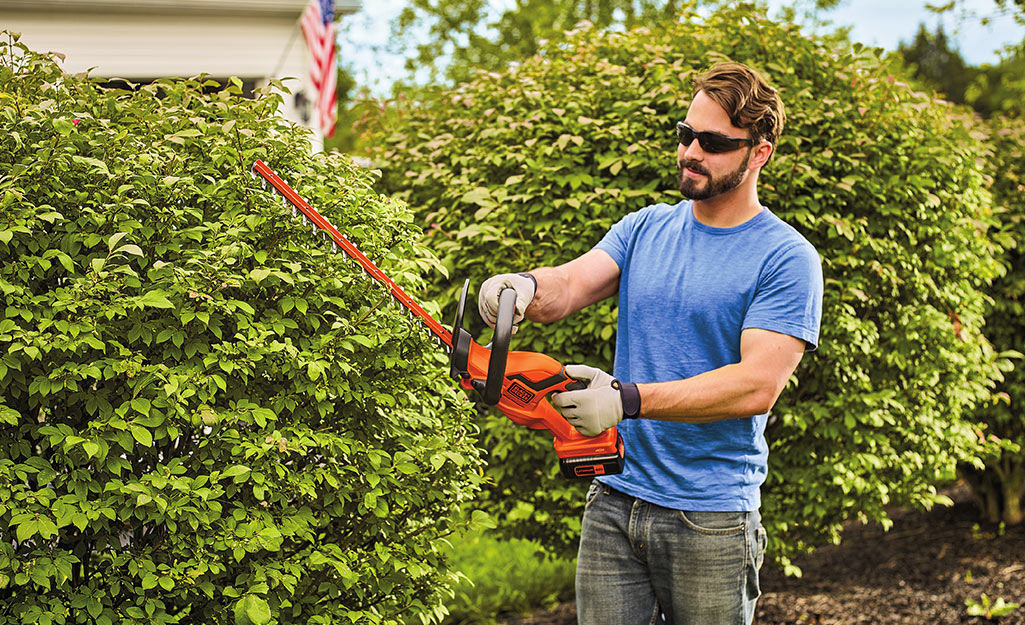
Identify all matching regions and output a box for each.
[478,273,536,328]
[552,364,641,437]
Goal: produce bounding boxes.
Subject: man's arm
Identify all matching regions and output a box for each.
[638,328,807,423]
[525,249,621,323]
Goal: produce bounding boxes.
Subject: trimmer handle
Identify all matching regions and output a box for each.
[481,288,517,404]
[448,279,625,479]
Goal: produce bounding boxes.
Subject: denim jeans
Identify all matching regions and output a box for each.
[575,481,766,625]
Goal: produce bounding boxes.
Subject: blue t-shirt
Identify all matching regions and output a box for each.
[595,200,823,511]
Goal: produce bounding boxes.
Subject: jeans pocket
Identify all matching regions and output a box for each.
[583,479,603,511]
[677,510,747,535]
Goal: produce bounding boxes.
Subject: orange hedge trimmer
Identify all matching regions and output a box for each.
[251,161,624,479]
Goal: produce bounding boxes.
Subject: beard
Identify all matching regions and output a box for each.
[677,151,750,200]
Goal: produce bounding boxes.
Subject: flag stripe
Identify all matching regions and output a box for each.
[301,0,337,138]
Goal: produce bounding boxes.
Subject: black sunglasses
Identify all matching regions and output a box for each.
[676,122,755,154]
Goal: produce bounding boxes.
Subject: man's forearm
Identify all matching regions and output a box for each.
[522,250,622,324]
[523,266,571,323]
[638,363,782,424]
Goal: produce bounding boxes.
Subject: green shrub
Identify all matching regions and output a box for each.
[367,3,1009,569]
[438,533,574,625]
[965,115,1025,526]
[0,34,485,624]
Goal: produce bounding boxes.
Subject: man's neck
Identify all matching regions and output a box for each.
[691,181,763,228]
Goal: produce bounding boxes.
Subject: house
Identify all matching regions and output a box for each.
[0,0,361,150]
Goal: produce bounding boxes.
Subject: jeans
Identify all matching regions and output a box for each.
[575,481,766,625]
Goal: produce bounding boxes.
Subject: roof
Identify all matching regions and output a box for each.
[0,0,361,16]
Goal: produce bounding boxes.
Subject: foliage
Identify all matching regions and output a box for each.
[927,0,1025,26]
[966,42,1025,118]
[433,533,574,625]
[0,32,486,625]
[896,23,1025,119]
[964,115,1025,526]
[367,3,1010,568]
[391,0,684,85]
[322,66,361,153]
[965,593,1021,619]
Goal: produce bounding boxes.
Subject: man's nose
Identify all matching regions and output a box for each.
[679,140,704,162]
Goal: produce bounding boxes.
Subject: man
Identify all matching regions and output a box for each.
[478,62,823,625]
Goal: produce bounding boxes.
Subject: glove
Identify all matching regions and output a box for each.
[478,272,536,329]
[551,364,641,437]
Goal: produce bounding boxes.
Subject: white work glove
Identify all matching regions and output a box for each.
[478,272,536,329]
[551,364,641,437]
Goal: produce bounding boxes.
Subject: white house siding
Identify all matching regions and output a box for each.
[0,0,360,150]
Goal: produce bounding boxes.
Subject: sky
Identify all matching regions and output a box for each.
[338,0,1024,96]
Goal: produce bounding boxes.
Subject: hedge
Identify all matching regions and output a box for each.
[367,3,1010,569]
[0,33,485,625]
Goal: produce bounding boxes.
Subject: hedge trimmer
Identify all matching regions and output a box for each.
[250,161,624,479]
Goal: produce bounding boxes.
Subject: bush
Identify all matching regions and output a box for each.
[965,115,1025,526]
[0,34,485,624]
[367,3,1009,568]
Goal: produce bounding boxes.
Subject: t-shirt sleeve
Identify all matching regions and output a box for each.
[594,210,641,269]
[742,241,823,351]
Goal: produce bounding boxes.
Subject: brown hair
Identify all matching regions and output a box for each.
[692,61,785,147]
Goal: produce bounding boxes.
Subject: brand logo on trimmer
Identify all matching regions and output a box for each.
[574,464,606,477]
[506,381,534,405]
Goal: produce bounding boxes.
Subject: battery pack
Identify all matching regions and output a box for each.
[559,448,625,479]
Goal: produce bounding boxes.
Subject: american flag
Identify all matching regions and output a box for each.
[301,0,337,137]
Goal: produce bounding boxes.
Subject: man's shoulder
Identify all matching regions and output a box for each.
[758,209,819,255]
[624,199,690,227]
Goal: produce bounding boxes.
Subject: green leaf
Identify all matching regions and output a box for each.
[470,509,497,530]
[53,118,75,135]
[131,425,153,447]
[107,232,128,250]
[249,268,272,284]
[138,291,174,309]
[15,520,38,543]
[221,465,251,479]
[119,244,144,257]
[72,155,110,175]
[234,595,271,625]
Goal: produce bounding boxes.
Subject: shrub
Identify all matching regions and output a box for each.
[0,33,485,624]
[366,3,1009,568]
[965,115,1025,526]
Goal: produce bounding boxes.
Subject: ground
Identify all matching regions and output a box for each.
[501,486,1025,625]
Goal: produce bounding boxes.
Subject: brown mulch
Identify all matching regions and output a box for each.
[501,486,1025,625]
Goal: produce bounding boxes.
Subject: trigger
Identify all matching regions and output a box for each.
[565,379,587,391]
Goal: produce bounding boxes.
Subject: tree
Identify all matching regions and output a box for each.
[0,32,485,624]
[367,3,1009,570]
[965,41,1025,117]
[898,23,976,104]
[965,116,1025,525]
[927,0,1025,25]
[391,0,683,85]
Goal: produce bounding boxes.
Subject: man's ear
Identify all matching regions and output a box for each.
[749,141,774,171]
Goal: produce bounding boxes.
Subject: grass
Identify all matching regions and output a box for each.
[439,531,576,624]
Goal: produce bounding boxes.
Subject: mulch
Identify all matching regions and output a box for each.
[500,485,1025,625]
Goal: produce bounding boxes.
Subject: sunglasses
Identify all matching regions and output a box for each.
[676,122,755,154]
